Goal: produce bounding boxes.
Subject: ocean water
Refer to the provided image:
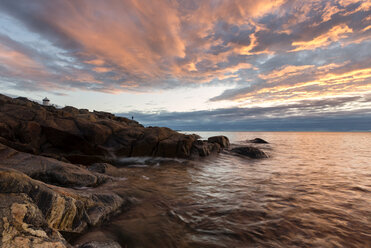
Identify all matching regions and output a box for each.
[74,132,371,248]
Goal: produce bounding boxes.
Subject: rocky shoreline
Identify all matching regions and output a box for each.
[0,94,267,247]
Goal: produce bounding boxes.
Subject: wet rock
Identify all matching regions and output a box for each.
[191,140,221,157]
[85,193,126,227]
[231,146,268,159]
[88,163,118,174]
[78,240,122,248]
[208,135,230,148]
[249,138,269,144]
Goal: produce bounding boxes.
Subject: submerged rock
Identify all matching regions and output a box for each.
[78,240,122,248]
[231,146,268,159]
[88,163,119,175]
[249,138,269,144]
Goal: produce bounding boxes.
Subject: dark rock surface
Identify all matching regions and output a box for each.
[78,240,122,248]
[231,146,268,159]
[191,140,221,157]
[0,143,109,187]
[0,94,226,165]
[249,138,269,144]
[208,135,230,148]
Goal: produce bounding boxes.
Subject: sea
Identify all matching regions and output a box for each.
[74,132,371,248]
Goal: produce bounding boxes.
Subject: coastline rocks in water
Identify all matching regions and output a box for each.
[208,135,230,148]
[0,94,227,164]
[231,146,268,159]
[249,138,269,144]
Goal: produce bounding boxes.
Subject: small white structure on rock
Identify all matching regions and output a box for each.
[42,97,50,106]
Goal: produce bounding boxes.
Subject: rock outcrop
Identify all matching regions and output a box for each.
[0,193,68,248]
[0,94,226,165]
[0,143,109,187]
[0,167,127,247]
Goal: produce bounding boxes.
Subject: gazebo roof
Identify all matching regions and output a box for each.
[43,97,50,101]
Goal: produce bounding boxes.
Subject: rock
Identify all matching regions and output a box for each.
[0,168,127,235]
[0,143,109,187]
[0,168,89,233]
[84,193,126,227]
[88,163,122,177]
[0,94,225,163]
[191,140,221,157]
[78,240,122,248]
[0,193,68,248]
[231,146,268,159]
[208,136,230,148]
[249,138,269,144]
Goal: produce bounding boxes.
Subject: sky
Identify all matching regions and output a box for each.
[0,0,370,131]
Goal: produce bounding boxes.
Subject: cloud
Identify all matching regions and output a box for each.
[0,0,370,120]
[121,94,371,131]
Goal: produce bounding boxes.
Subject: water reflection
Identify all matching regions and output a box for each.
[74,132,371,248]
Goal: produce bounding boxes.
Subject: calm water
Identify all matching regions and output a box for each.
[74,132,371,248]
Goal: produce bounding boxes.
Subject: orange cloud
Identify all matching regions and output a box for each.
[292,24,353,51]
[260,65,315,81]
[93,67,111,73]
[234,67,371,106]
[85,59,105,66]
[0,43,43,73]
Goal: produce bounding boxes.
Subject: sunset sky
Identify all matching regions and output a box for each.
[0,0,370,130]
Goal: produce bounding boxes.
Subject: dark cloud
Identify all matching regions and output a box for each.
[119,94,371,131]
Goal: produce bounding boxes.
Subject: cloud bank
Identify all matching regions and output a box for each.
[0,0,370,127]
[121,94,371,131]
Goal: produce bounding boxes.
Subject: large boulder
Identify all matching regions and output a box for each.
[207,136,230,148]
[231,146,268,159]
